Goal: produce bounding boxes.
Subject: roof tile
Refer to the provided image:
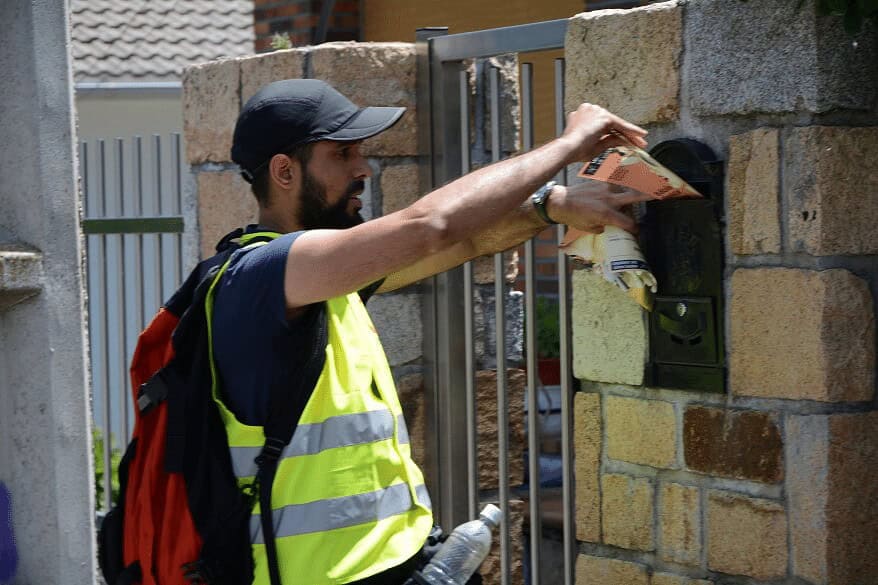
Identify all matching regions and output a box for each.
[70,0,254,83]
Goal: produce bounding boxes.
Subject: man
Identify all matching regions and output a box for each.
[212,79,651,585]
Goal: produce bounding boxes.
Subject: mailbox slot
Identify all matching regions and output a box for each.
[640,139,726,393]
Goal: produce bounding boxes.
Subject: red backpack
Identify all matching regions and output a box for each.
[98,228,326,585]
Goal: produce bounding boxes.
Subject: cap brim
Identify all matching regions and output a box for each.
[323,106,406,142]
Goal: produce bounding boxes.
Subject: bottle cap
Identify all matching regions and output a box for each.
[479,504,502,528]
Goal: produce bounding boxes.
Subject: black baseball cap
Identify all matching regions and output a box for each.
[231,79,405,182]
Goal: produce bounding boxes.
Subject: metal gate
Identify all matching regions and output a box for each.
[80,134,186,511]
[417,20,576,585]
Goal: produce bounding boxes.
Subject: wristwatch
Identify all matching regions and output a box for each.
[530,180,558,225]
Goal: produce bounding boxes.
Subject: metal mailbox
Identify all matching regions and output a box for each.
[639,139,726,393]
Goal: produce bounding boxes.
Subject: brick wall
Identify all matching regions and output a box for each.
[564,1,878,584]
[252,0,360,52]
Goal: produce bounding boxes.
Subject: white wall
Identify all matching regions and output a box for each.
[75,90,183,142]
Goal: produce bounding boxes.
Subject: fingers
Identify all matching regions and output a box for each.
[607,116,648,146]
[611,189,654,206]
[598,207,637,233]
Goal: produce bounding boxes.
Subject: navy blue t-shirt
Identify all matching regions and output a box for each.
[212,231,308,425]
[212,230,382,425]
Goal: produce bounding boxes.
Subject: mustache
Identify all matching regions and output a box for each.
[343,180,366,199]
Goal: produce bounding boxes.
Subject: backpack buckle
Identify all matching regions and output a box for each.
[255,437,286,468]
[137,374,169,414]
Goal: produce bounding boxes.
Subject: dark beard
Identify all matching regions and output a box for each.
[298,172,365,230]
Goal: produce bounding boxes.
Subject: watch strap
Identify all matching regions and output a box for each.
[530,180,558,225]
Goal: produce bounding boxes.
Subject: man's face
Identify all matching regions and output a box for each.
[297,141,371,230]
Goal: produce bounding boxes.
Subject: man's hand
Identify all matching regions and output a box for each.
[546,179,652,234]
[560,103,648,164]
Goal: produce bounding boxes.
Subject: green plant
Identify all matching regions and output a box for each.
[270,32,292,50]
[93,426,121,510]
[535,296,561,359]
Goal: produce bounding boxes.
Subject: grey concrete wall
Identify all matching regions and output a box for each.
[0,1,96,583]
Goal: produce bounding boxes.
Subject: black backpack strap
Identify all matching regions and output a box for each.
[256,306,328,585]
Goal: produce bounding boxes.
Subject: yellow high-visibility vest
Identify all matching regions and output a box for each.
[206,239,433,584]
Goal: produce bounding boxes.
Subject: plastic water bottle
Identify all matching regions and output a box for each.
[418,504,503,585]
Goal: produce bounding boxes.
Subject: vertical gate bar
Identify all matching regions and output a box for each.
[133,136,145,336]
[521,62,542,585]
[154,135,164,305]
[99,139,112,511]
[173,133,183,286]
[554,57,575,585]
[489,64,510,585]
[435,58,469,531]
[116,138,130,444]
[459,68,479,522]
[416,27,445,527]
[422,28,470,530]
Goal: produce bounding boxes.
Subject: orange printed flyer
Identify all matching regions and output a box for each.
[577,133,702,199]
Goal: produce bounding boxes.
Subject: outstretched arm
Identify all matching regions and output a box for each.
[283,103,647,309]
[376,179,653,293]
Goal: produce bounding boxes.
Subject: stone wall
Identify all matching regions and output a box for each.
[565,1,878,584]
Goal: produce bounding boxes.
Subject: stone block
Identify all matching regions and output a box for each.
[565,2,682,125]
[606,395,676,469]
[239,49,308,104]
[784,126,878,255]
[310,42,417,157]
[0,245,42,311]
[730,268,875,402]
[601,473,655,551]
[472,251,518,285]
[686,0,878,116]
[476,369,525,489]
[684,406,783,483]
[183,59,241,164]
[474,284,524,369]
[706,491,787,580]
[395,373,425,468]
[379,161,420,214]
[658,483,701,566]
[787,411,878,584]
[575,555,649,585]
[366,292,421,366]
[196,171,258,259]
[574,392,600,542]
[475,54,521,155]
[571,270,646,386]
[727,128,780,255]
[481,499,525,585]
[651,575,712,585]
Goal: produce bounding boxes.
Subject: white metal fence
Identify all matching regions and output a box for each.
[80,134,186,511]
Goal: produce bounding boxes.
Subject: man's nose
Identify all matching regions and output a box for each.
[353,155,372,180]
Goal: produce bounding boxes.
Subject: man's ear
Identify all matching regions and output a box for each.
[268,153,299,190]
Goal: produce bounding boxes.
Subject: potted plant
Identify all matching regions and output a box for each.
[534,296,561,385]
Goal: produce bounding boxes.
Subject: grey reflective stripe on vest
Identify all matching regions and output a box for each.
[230,411,410,479]
[250,483,432,543]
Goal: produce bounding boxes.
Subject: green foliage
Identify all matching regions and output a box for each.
[741,0,878,34]
[535,296,561,359]
[270,32,292,50]
[93,426,121,510]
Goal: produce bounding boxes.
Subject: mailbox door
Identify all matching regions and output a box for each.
[640,139,726,393]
